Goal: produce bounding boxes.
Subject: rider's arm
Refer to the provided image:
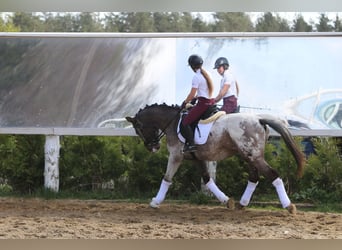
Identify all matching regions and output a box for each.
[214,83,230,103]
[236,80,240,97]
[184,87,197,104]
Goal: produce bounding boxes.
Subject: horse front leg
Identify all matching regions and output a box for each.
[198,160,234,209]
[150,152,183,208]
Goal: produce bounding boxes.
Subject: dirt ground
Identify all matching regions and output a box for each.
[0,197,341,239]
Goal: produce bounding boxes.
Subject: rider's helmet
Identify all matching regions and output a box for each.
[188,54,203,69]
[214,57,229,70]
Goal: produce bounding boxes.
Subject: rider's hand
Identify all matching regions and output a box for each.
[190,98,197,105]
[181,101,187,109]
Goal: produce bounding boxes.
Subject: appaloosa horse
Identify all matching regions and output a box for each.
[126,103,305,214]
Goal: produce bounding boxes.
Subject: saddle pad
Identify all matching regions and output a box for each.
[177,118,214,145]
[199,111,226,124]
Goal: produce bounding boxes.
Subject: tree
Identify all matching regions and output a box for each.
[12,12,44,31]
[255,12,291,32]
[190,14,208,32]
[41,12,77,32]
[0,15,20,32]
[292,14,313,32]
[179,12,194,31]
[333,14,342,31]
[103,13,121,32]
[152,12,195,32]
[116,12,154,32]
[73,12,103,32]
[316,13,333,32]
[211,12,254,32]
[152,12,182,32]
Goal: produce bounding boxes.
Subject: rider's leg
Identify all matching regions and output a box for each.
[181,98,211,153]
[182,124,197,153]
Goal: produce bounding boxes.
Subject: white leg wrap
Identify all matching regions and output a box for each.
[150,179,172,208]
[240,181,258,206]
[272,177,291,208]
[206,178,228,203]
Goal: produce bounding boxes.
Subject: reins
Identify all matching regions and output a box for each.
[136,105,183,147]
[154,107,183,142]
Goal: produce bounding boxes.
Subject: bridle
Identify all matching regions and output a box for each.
[135,108,182,149]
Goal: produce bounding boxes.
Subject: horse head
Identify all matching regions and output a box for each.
[126,115,161,152]
[126,103,181,152]
[126,103,180,152]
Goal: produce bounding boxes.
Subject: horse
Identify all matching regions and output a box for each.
[126,103,305,214]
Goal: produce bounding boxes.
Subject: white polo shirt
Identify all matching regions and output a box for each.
[221,71,237,98]
[192,69,211,99]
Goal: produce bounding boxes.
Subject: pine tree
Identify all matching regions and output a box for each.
[292,14,313,32]
[212,12,254,32]
[333,14,342,31]
[255,12,290,32]
[316,13,333,32]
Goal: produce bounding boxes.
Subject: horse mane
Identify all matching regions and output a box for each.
[136,103,181,116]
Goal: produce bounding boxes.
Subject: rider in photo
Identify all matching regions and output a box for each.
[181,54,215,153]
[213,57,240,114]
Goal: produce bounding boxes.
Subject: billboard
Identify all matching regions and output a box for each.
[176,35,342,129]
[1,33,341,129]
[0,35,176,128]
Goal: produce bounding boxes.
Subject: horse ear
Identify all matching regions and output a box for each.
[125,116,135,123]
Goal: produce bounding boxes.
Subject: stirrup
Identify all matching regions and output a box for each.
[183,144,197,153]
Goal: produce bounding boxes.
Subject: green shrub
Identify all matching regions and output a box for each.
[294,137,342,203]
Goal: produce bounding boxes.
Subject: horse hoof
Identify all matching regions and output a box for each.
[226,198,235,210]
[286,203,297,214]
[235,203,246,210]
[149,198,160,208]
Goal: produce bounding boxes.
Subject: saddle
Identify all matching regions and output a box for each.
[178,105,226,145]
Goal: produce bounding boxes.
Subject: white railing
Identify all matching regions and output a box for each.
[0,127,341,137]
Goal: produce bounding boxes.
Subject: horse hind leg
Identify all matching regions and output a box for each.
[237,166,259,209]
[272,177,297,214]
[246,157,296,214]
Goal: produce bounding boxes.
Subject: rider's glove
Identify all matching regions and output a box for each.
[181,101,187,109]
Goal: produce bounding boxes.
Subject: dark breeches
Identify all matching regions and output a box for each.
[221,95,237,114]
[182,97,215,125]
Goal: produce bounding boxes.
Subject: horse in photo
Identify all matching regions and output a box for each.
[126,103,305,214]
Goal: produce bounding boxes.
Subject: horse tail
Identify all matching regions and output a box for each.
[259,115,306,178]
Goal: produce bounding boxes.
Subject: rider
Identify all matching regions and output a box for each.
[213,57,240,114]
[181,54,215,153]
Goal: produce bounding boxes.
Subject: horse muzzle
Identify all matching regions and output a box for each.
[145,142,161,153]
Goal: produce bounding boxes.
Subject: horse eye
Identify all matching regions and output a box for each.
[134,121,142,130]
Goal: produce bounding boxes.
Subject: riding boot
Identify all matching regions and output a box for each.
[182,124,197,153]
